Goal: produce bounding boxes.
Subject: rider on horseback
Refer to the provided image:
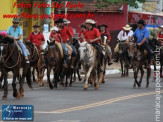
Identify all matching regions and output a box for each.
[99,24,113,65]
[84,19,103,71]
[55,18,76,68]
[78,23,87,43]
[157,25,163,46]
[63,19,77,68]
[28,25,45,51]
[128,19,153,68]
[114,24,133,62]
[7,18,29,63]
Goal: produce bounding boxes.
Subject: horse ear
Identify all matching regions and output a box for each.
[47,40,50,45]
[78,40,81,45]
[53,40,55,45]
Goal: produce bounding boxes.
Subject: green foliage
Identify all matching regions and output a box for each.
[97,0,147,8]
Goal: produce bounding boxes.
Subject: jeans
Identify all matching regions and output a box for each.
[61,43,68,56]
[70,43,76,57]
[140,42,153,63]
[17,40,28,57]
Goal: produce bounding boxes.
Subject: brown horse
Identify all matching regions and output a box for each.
[46,41,63,89]
[25,41,39,82]
[118,41,130,77]
[0,35,32,99]
[128,42,151,88]
[37,50,47,87]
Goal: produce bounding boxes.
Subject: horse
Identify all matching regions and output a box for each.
[100,34,110,83]
[46,41,63,89]
[0,35,32,99]
[128,42,151,88]
[78,41,102,90]
[71,38,82,83]
[118,40,130,77]
[25,41,39,82]
[37,49,47,87]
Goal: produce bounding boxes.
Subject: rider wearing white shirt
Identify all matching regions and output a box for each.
[114,24,133,62]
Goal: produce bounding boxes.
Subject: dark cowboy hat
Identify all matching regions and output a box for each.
[137,19,145,25]
[32,25,40,28]
[12,18,19,23]
[100,24,108,28]
[55,18,64,24]
[79,23,86,28]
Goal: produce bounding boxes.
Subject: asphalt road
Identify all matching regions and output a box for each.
[0,72,162,122]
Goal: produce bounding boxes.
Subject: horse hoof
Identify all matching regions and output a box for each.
[146,85,149,88]
[83,85,88,91]
[69,83,72,87]
[95,86,99,90]
[16,92,21,99]
[133,84,136,88]
[102,81,105,84]
[79,78,82,81]
[2,96,7,100]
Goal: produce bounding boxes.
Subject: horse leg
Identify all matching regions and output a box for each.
[40,69,45,87]
[2,71,8,100]
[32,67,36,82]
[133,69,140,88]
[146,67,151,88]
[77,68,82,81]
[84,66,93,90]
[120,60,124,77]
[47,67,53,89]
[69,70,73,87]
[139,66,144,88]
[12,69,20,98]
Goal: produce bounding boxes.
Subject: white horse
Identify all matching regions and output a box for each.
[78,41,100,90]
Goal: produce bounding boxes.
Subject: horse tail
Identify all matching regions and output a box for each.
[26,67,32,88]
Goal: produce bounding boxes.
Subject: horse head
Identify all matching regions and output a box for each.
[101,34,108,46]
[78,41,93,63]
[118,41,128,55]
[47,41,57,66]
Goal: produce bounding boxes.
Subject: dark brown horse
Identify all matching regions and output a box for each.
[118,41,130,77]
[46,41,63,89]
[0,35,32,99]
[25,41,39,82]
[128,42,151,88]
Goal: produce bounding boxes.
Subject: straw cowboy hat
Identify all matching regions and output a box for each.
[84,19,96,24]
[12,18,19,23]
[123,24,132,31]
[158,25,163,29]
[51,26,59,31]
[63,19,71,24]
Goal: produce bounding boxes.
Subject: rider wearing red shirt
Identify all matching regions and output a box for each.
[49,26,62,43]
[157,25,163,46]
[99,24,113,65]
[84,19,103,70]
[28,25,45,50]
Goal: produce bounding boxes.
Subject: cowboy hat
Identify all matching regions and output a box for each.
[158,25,163,29]
[32,25,40,28]
[79,23,86,28]
[51,26,59,31]
[84,19,96,24]
[63,19,71,24]
[137,19,145,25]
[100,24,108,28]
[55,18,64,24]
[123,24,132,31]
[12,18,19,23]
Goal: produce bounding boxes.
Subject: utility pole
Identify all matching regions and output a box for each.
[44,0,51,32]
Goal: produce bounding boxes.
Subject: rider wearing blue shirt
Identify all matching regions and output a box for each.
[7,18,29,63]
[129,19,153,67]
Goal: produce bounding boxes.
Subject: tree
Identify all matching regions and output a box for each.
[98,0,147,8]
